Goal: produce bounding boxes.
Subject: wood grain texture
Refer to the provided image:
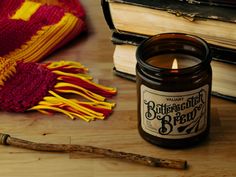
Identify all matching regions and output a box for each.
[0,0,235,176]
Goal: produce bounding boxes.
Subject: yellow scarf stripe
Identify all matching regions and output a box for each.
[53,70,93,80]
[54,82,106,101]
[4,13,81,62]
[29,105,76,120]
[29,93,115,121]
[54,89,114,108]
[0,58,17,86]
[30,105,94,122]
[71,100,115,110]
[46,61,88,71]
[48,91,104,117]
[11,1,41,21]
[54,70,116,93]
[29,95,107,121]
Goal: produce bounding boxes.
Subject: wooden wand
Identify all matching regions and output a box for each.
[0,133,187,170]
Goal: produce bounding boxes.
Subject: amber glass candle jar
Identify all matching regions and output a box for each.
[136,33,212,148]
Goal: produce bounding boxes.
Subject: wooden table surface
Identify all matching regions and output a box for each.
[0,1,236,176]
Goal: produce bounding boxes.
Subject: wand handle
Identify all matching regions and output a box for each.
[0,133,187,169]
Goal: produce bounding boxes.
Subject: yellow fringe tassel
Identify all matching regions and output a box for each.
[29,60,117,121]
[29,90,116,121]
[46,61,88,71]
[54,82,106,102]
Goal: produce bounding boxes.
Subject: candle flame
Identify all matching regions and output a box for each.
[172,58,178,69]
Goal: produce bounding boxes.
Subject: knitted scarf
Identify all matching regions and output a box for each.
[0,0,86,62]
[0,1,117,121]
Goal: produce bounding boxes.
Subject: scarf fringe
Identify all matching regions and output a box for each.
[29,91,114,121]
[30,61,117,121]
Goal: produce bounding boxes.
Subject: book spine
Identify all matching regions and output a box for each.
[111,32,236,65]
[113,67,136,81]
[211,45,236,64]
[112,32,147,46]
[101,0,115,30]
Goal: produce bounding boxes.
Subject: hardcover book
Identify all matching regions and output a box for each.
[102,0,236,49]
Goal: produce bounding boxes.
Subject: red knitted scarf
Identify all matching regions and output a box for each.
[0,0,86,62]
[0,1,117,121]
[0,58,117,121]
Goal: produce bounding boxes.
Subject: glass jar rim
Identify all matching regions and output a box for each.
[136,33,211,75]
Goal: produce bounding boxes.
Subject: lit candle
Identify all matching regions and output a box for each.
[146,54,200,69]
[136,33,212,149]
[171,58,178,69]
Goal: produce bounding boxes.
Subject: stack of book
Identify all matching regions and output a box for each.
[101,0,236,101]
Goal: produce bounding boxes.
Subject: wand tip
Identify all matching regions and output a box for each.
[0,133,10,145]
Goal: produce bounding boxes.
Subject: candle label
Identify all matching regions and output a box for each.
[141,85,209,139]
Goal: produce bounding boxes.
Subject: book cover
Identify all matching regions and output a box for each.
[102,0,236,25]
[102,0,236,49]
